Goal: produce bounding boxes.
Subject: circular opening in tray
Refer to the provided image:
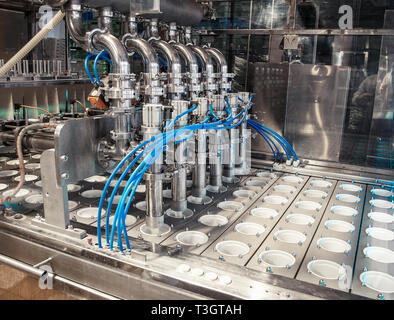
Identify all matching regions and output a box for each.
[215,240,250,257]
[0,156,9,162]
[109,179,128,188]
[77,207,100,219]
[245,179,266,187]
[336,194,360,203]
[235,222,265,236]
[0,183,8,191]
[136,184,146,193]
[317,237,351,253]
[68,201,78,211]
[363,247,394,264]
[331,205,358,217]
[325,220,355,233]
[81,190,102,199]
[7,159,27,166]
[233,189,255,199]
[360,271,394,294]
[307,260,346,280]
[67,184,81,193]
[286,213,315,226]
[310,179,332,188]
[109,215,137,227]
[263,195,288,205]
[0,170,18,178]
[369,199,393,209]
[84,175,107,183]
[295,201,322,211]
[135,201,146,211]
[31,154,41,160]
[304,189,328,199]
[2,188,30,198]
[217,201,244,212]
[25,163,41,170]
[256,171,275,178]
[251,207,279,219]
[273,184,296,194]
[371,188,393,198]
[274,229,306,244]
[176,231,209,246]
[368,212,394,224]
[15,175,38,182]
[163,189,172,199]
[198,214,228,227]
[340,184,362,192]
[35,181,42,188]
[25,194,43,204]
[282,176,303,184]
[366,227,394,241]
[259,250,296,268]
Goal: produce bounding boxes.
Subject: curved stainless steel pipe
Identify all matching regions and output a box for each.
[150,40,181,75]
[66,0,89,51]
[124,37,160,75]
[94,33,130,74]
[205,47,228,75]
[172,43,198,75]
[190,46,214,75]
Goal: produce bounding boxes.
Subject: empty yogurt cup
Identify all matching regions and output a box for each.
[215,240,250,257]
[340,184,362,192]
[286,213,315,226]
[274,229,306,244]
[363,247,394,264]
[274,184,296,194]
[371,188,393,198]
[233,189,255,199]
[259,250,296,268]
[325,220,355,233]
[198,215,228,227]
[366,227,394,241]
[245,179,266,187]
[14,175,38,182]
[369,199,393,210]
[251,207,279,219]
[331,205,358,217]
[77,207,101,219]
[307,260,346,280]
[263,195,288,205]
[2,188,30,198]
[282,176,303,184]
[235,222,265,236]
[336,194,360,203]
[295,201,322,211]
[67,184,81,192]
[310,180,332,188]
[317,237,351,253]
[109,215,137,227]
[368,212,394,224]
[304,189,328,199]
[360,271,394,294]
[176,231,209,246]
[81,189,102,198]
[84,175,107,183]
[217,201,244,212]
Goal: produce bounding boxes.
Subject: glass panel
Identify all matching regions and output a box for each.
[252,0,290,29]
[196,1,251,30]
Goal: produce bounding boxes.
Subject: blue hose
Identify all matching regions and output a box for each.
[248,121,280,162]
[166,104,198,129]
[85,54,96,84]
[94,50,112,85]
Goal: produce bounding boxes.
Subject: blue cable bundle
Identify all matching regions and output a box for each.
[247,119,298,163]
[85,50,112,84]
[97,96,254,252]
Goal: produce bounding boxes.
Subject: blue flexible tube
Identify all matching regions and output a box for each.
[94,50,112,85]
[209,104,219,120]
[85,54,96,84]
[166,104,198,129]
[248,121,279,162]
[248,120,283,161]
[249,120,293,160]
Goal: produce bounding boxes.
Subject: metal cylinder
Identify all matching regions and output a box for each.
[145,173,164,230]
[192,129,207,198]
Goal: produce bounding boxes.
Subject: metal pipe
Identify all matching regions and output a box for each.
[66,0,89,51]
[0,253,119,300]
[98,6,113,33]
[190,46,216,98]
[205,47,230,95]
